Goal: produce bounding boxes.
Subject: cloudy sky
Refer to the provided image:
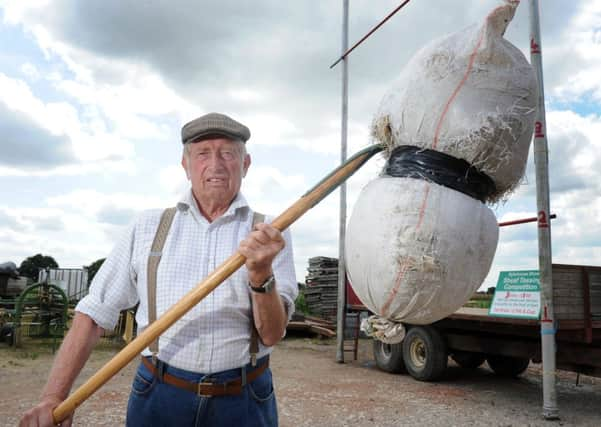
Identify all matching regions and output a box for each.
[0,0,599,292]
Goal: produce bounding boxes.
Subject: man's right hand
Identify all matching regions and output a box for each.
[19,395,73,427]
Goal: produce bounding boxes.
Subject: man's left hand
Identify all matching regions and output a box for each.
[238,223,285,285]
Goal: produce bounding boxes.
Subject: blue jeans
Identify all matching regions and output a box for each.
[126,356,277,427]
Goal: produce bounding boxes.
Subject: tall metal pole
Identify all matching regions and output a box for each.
[336,0,350,363]
[529,0,558,419]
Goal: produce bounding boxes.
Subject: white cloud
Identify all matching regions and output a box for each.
[159,164,188,197]
[0,205,104,267]
[56,72,198,141]
[0,159,134,177]
[0,72,136,171]
[243,165,306,202]
[548,111,601,184]
[0,73,72,137]
[550,0,601,103]
[227,88,266,104]
[0,189,176,267]
[0,0,49,26]
[46,189,166,216]
[20,62,40,81]
[241,113,300,147]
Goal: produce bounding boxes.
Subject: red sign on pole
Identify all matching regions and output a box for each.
[535,121,545,138]
[530,38,541,54]
[538,210,549,228]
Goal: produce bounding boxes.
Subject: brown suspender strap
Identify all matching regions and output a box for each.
[147,207,177,358]
[249,212,265,366]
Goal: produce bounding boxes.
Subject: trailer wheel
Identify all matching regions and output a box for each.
[373,339,406,373]
[486,355,530,377]
[0,324,14,346]
[451,351,486,369]
[402,326,447,381]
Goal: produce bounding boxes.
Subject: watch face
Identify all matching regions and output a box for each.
[251,275,275,293]
[263,275,275,292]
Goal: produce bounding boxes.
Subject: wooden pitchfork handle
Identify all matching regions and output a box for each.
[52,143,383,423]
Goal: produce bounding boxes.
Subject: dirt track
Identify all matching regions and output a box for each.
[1,336,600,426]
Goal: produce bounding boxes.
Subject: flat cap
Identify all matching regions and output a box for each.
[181,112,251,144]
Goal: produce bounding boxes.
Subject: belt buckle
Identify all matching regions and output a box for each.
[197,379,214,398]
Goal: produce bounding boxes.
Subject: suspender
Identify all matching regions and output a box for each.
[146,208,264,366]
[147,207,177,359]
[248,212,265,366]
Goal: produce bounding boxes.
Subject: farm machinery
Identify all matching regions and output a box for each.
[0,263,69,348]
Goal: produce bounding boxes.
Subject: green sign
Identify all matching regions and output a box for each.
[489,270,540,319]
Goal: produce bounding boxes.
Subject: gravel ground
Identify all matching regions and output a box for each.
[1,336,600,426]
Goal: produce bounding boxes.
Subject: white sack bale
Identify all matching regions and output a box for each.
[372,1,537,202]
[345,177,498,324]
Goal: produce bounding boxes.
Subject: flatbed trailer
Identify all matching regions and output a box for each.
[372,263,601,381]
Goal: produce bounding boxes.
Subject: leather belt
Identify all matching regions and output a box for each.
[141,357,269,397]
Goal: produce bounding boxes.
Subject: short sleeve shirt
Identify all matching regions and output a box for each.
[76,190,298,373]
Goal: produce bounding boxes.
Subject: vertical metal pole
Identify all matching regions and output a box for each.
[336,0,350,363]
[529,0,559,419]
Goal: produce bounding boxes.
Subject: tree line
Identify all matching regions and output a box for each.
[17,254,105,284]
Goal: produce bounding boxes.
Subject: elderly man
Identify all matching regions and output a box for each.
[20,113,298,427]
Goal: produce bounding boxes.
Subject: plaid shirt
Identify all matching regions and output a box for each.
[76,190,297,373]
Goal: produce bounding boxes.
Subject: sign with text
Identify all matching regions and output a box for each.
[489,270,540,319]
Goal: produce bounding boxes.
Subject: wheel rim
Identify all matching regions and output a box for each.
[409,338,426,368]
[382,343,392,360]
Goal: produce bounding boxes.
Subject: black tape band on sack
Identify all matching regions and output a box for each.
[384,146,496,202]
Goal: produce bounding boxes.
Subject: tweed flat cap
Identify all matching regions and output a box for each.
[181,112,251,144]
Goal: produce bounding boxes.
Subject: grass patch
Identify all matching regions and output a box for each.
[294,290,312,315]
[463,293,493,309]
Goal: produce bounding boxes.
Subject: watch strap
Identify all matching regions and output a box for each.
[250,274,275,293]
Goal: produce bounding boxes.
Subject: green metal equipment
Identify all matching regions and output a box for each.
[0,278,69,348]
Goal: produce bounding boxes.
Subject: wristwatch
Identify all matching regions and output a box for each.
[250,275,276,293]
